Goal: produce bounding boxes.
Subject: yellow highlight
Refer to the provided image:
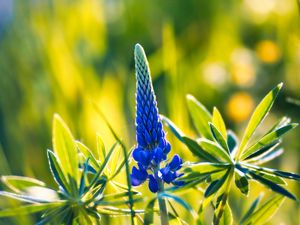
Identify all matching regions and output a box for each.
[226,92,255,122]
[256,40,281,64]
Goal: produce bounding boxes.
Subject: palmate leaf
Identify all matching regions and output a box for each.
[241,123,297,160]
[186,94,213,140]
[0,202,63,217]
[52,114,79,194]
[1,176,46,193]
[237,83,283,159]
[241,195,285,225]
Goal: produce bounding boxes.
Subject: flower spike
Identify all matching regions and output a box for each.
[130,44,183,192]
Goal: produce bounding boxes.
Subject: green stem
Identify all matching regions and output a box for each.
[158,193,169,225]
[155,170,169,225]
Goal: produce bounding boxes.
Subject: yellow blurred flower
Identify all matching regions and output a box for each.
[256,40,281,63]
[226,92,255,122]
[230,48,256,87]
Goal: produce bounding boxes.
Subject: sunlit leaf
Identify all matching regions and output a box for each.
[182,137,218,161]
[52,114,79,193]
[0,202,63,217]
[240,194,263,224]
[209,123,229,153]
[186,94,213,139]
[238,83,283,159]
[212,107,227,139]
[198,138,232,163]
[47,150,71,194]
[218,203,233,225]
[241,195,285,225]
[1,176,45,194]
[204,169,230,198]
[234,169,249,196]
[241,123,297,159]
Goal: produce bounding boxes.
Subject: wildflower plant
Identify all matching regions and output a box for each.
[0,114,142,224]
[163,83,300,224]
[130,44,191,225]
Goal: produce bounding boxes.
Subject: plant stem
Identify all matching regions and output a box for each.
[158,193,169,225]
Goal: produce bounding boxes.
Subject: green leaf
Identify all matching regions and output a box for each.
[249,148,283,165]
[249,171,296,200]
[198,138,232,163]
[227,130,239,154]
[209,123,229,153]
[182,136,218,161]
[161,115,185,141]
[1,176,45,193]
[204,169,230,198]
[240,195,263,224]
[238,83,283,159]
[242,163,300,181]
[241,123,297,159]
[241,195,285,225]
[47,150,71,194]
[234,169,249,196]
[212,107,227,139]
[52,114,79,192]
[76,141,99,170]
[186,162,229,174]
[159,192,197,217]
[96,133,106,162]
[0,191,56,204]
[219,204,233,225]
[144,198,157,225]
[0,202,63,217]
[186,94,213,139]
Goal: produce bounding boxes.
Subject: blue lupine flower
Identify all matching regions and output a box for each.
[130,44,183,193]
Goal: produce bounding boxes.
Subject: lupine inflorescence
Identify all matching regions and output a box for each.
[130,44,183,193]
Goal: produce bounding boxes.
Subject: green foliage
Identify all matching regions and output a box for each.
[0,115,142,224]
[163,83,300,225]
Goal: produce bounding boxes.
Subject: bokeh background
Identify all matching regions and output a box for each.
[0,0,299,224]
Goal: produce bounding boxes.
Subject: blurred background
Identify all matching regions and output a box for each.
[0,0,299,224]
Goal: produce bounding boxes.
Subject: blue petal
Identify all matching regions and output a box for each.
[153,147,164,164]
[132,147,143,162]
[148,175,159,193]
[168,154,182,171]
[140,150,153,167]
[164,142,171,155]
[131,166,148,186]
[160,167,175,184]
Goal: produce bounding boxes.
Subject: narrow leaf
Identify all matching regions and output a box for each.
[186,94,213,139]
[198,138,232,163]
[0,202,63,217]
[212,107,227,139]
[241,195,285,225]
[209,123,229,153]
[1,176,45,194]
[242,123,297,159]
[52,114,78,192]
[238,83,283,158]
